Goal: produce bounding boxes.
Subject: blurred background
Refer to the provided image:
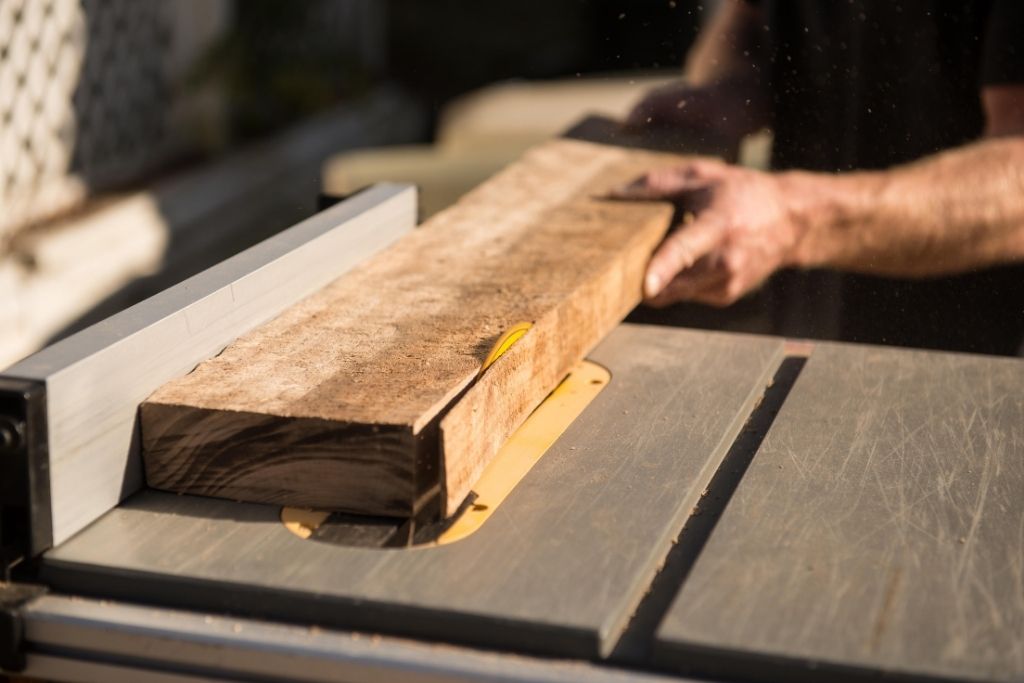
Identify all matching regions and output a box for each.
[0,0,724,368]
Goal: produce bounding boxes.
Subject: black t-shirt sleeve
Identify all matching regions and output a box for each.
[982,0,1024,85]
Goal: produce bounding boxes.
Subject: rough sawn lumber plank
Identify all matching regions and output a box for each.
[141,139,678,517]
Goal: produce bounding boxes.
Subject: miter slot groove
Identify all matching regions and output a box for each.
[607,356,807,668]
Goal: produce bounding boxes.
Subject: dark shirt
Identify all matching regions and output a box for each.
[748,0,1024,354]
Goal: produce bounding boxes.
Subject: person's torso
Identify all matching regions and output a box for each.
[756,1,1024,356]
[761,0,990,171]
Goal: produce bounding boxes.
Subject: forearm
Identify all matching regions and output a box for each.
[626,1,769,139]
[785,136,1024,277]
[677,0,770,139]
[684,0,763,86]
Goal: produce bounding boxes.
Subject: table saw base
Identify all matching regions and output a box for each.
[40,324,784,660]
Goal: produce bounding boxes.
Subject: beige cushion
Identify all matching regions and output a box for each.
[323,73,677,218]
[437,74,674,152]
[323,144,524,219]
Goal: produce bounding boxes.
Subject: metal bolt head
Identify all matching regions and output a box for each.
[0,416,25,452]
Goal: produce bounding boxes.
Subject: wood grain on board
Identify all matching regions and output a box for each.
[142,139,682,517]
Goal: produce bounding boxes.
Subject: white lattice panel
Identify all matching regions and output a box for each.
[0,0,171,241]
[0,0,384,244]
[0,0,84,239]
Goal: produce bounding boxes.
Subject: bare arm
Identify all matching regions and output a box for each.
[624,0,769,140]
[615,86,1024,306]
[789,132,1024,278]
[683,0,764,86]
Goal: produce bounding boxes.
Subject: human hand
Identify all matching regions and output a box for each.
[625,80,705,129]
[611,159,806,307]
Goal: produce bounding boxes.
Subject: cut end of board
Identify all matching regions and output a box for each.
[141,402,424,516]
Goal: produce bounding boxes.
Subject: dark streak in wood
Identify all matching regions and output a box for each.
[142,404,417,514]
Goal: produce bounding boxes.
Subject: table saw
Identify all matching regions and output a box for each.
[1,183,1022,683]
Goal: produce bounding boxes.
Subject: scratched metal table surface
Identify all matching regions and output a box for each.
[657,342,1024,683]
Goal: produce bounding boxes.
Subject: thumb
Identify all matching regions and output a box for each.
[624,101,654,129]
[608,168,709,201]
[609,160,729,201]
[645,216,723,298]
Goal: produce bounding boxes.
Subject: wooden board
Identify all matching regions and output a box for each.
[141,139,680,518]
[2,184,416,548]
[44,324,784,659]
[656,343,1024,683]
